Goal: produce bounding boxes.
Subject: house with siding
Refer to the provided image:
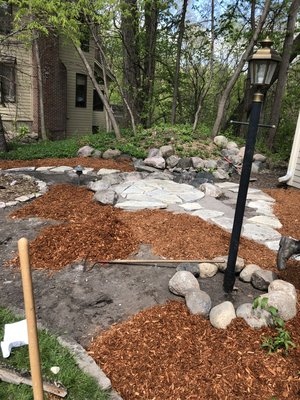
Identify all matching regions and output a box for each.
[0,3,108,139]
[279,111,300,189]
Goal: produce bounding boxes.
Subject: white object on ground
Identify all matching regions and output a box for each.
[1,319,28,358]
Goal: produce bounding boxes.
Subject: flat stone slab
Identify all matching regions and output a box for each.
[97,168,120,175]
[228,187,261,194]
[215,182,239,189]
[246,215,282,229]
[247,200,274,216]
[210,216,234,231]
[243,223,281,242]
[192,209,224,221]
[115,200,167,210]
[36,166,54,171]
[245,192,275,202]
[82,167,94,175]
[49,166,73,173]
[265,240,280,251]
[179,202,203,211]
[5,167,36,172]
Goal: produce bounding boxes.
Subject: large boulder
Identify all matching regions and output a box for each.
[214,135,228,148]
[259,291,297,321]
[102,149,121,159]
[236,303,272,329]
[169,271,200,297]
[144,156,166,170]
[239,264,262,283]
[77,145,95,157]
[268,280,297,302]
[198,262,218,278]
[159,145,174,159]
[251,270,277,291]
[94,189,117,205]
[209,301,236,329]
[200,183,223,198]
[185,290,212,317]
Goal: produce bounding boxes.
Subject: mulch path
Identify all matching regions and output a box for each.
[3,157,300,400]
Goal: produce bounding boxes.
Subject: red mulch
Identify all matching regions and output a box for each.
[4,162,300,400]
[89,301,300,400]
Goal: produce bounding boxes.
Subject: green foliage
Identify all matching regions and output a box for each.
[0,307,108,399]
[253,297,296,355]
[0,123,217,161]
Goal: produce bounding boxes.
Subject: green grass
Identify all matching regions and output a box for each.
[0,307,109,400]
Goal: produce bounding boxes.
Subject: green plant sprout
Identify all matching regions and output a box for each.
[252,297,296,354]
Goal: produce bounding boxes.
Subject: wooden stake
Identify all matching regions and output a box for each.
[18,238,44,400]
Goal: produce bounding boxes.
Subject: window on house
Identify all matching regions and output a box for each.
[0,3,13,35]
[75,74,87,108]
[0,60,16,103]
[93,89,103,111]
[79,15,90,52]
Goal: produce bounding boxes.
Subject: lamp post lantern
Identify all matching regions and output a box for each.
[223,38,281,293]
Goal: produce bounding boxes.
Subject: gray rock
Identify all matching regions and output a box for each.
[88,180,110,192]
[199,183,223,198]
[77,145,95,157]
[251,270,277,291]
[253,153,267,162]
[92,149,102,158]
[238,147,245,159]
[101,174,123,186]
[147,148,160,158]
[239,264,262,282]
[144,156,166,170]
[185,290,212,317]
[177,157,192,169]
[198,262,218,278]
[226,141,238,150]
[102,149,121,159]
[259,291,297,321]
[213,169,229,180]
[209,301,236,329]
[204,159,217,170]
[213,135,228,148]
[133,160,158,173]
[236,303,271,329]
[160,145,174,159]
[251,161,263,174]
[268,280,297,302]
[168,271,200,297]
[176,263,200,278]
[216,159,230,171]
[94,189,117,205]
[213,256,245,273]
[166,155,180,168]
[191,157,205,170]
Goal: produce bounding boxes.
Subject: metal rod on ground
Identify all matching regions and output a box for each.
[230,120,276,128]
[94,259,225,264]
[18,238,44,400]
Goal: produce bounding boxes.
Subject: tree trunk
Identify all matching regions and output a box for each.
[193,0,214,131]
[0,114,8,152]
[267,0,300,149]
[121,0,142,125]
[143,0,159,127]
[211,0,271,138]
[33,38,47,140]
[171,0,188,125]
[75,46,121,140]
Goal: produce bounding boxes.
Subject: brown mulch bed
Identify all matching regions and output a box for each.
[5,168,300,399]
[0,157,134,172]
[89,301,300,400]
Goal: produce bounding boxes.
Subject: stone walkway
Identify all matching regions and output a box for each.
[1,165,282,252]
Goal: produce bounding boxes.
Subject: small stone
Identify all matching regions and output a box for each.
[88,181,110,192]
[176,263,200,278]
[259,291,297,321]
[94,189,117,205]
[209,301,236,329]
[49,166,73,173]
[236,303,271,329]
[251,269,277,291]
[199,183,223,198]
[15,195,30,202]
[102,149,121,159]
[204,159,217,170]
[213,135,228,148]
[213,169,229,180]
[253,153,267,162]
[77,145,94,157]
[97,168,120,176]
[177,157,192,169]
[50,366,60,374]
[92,150,102,159]
[191,157,205,169]
[226,141,238,150]
[0,202,6,208]
[213,256,245,273]
[198,263,218,278]
[185,290,212,317]
[239,264,262,282]
[268,280,297,302]
[166,155,180,168]
[144,156,165,170]
[168,271,200,297]
[147,148,160,158]
[159,144,174,159]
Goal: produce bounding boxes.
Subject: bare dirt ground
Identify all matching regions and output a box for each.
[0,158,300,399]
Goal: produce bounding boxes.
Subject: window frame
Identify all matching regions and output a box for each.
[75,73,87,108]
[0,3,13,35]
[0,58,16,104]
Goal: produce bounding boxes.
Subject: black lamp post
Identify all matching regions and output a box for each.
[223,38,281,293]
